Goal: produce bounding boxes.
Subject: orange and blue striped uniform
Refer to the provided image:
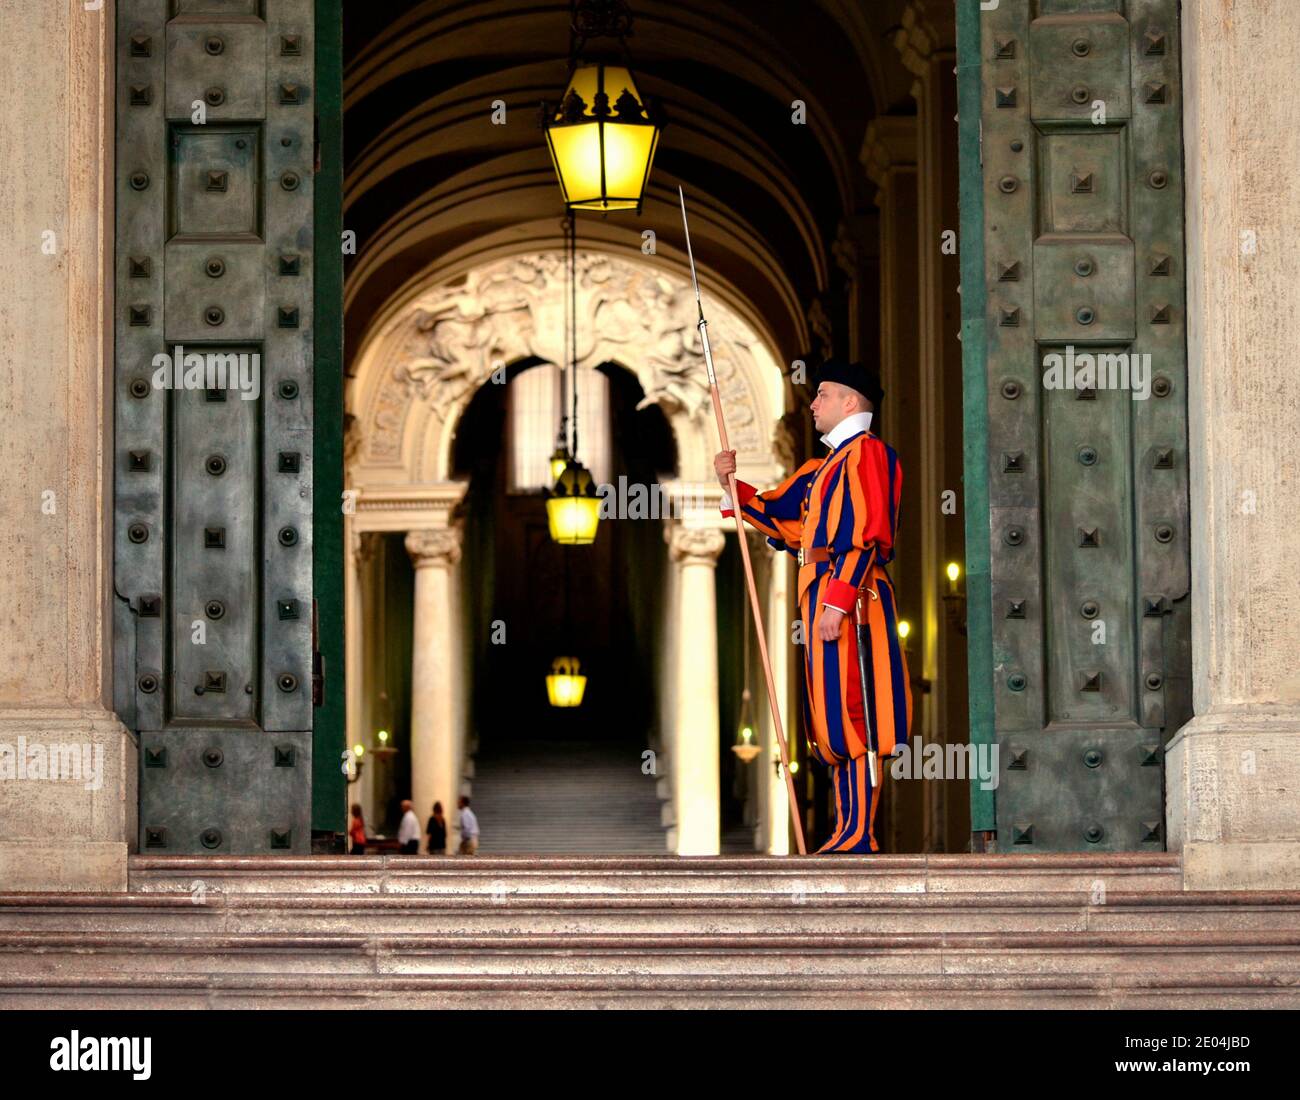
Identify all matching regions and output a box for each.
[723,427,911,852]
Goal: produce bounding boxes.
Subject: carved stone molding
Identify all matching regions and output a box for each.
[861,117,919,195]
[405,526,463,569]
[892,1,956,79]
[343,412,362,465]
[832,221,860,281]
[807,297,833,361]
[667,525,726,566]
[358,251,770,470]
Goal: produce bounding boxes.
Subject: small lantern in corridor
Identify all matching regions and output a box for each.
[546,655,588,708]
[546,458,602,544]
[732,687,761,763]
[549,442,572,484]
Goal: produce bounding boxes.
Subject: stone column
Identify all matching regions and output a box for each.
[1167,0,1300,890]
[406,527,464,844]
[0,1,132,891]
[344,525,380,828]
[656,537,680,845]
[894,0,965,852]
[760,535,793,855]
[666,524,725,855]
[862,116,924,853]
[834,215,880,365]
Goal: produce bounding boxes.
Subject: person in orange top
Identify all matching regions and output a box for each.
[349,803,367,855]
[715,359,911,852]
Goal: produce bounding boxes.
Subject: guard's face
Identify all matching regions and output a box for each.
[811,382,849,434]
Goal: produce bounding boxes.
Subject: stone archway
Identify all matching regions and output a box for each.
[344,250,794,854]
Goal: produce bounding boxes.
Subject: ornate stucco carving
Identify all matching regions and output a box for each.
[357,252,773,473]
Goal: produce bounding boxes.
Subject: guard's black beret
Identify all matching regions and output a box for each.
[816,358,884,409]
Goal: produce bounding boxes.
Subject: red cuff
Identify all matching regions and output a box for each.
[720,480,758,518]
[822,578,858,613]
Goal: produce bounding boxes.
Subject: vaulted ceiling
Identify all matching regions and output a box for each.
[343,0,917,368]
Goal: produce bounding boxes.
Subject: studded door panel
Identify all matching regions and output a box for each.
[115,0,315,854]
[981,0,1190,851]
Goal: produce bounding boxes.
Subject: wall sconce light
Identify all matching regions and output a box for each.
[942,561,967,636]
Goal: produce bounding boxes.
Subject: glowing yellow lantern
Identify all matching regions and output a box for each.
[733,723,760,764]
[546,656,588,708]
[544,62,661,213]
[897,620,911,641]
[546,458,601,544]
[549,444,571,484]
[353,744,365,758]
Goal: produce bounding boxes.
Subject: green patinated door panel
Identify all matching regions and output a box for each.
[115,0,318,853]
[980,0,1191,852]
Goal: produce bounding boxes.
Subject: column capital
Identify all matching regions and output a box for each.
[667,524,725,566]
[405,526,463,568]
[892,1,956,78]
[833,214,878,278]
[350,528,381,564]
[861,117,918,192]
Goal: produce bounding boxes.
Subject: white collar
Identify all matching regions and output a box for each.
[820,411,873,451]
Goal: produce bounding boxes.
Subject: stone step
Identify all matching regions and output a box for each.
[2,968,1297,1009]
[5,929,1300,981]
[125,853,1183,896]
[6,891,1299,937]
[468,740,668,853]
[7,853,1300,1007]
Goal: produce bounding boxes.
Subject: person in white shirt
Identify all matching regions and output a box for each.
[457,796,480,855]
[397,799,421,854]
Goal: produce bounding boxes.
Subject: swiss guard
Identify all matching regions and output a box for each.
[714,359,912,853]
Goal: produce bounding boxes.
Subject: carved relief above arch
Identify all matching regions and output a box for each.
[347,250,787,491]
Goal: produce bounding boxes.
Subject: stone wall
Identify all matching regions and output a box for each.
[0,0,132,889]
[1168,0,1300,888]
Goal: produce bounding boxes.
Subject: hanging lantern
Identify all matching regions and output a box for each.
[546,457,602,544]
[545,63,660,212]
[542,1,661,213]
[549,442,571,484]
[732,687,761,762]
[546,655,588,708]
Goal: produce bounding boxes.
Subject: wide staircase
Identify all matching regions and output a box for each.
[4,854,1300,1007]
[468,740,667,854]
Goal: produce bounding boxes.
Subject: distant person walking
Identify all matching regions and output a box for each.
[398,799,421,854]
[457,796,479,855]
[426,801,447,854]
[349,803,367,855]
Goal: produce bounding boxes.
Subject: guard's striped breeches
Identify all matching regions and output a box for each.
[799,565,911,854]
[817,754,880,853]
